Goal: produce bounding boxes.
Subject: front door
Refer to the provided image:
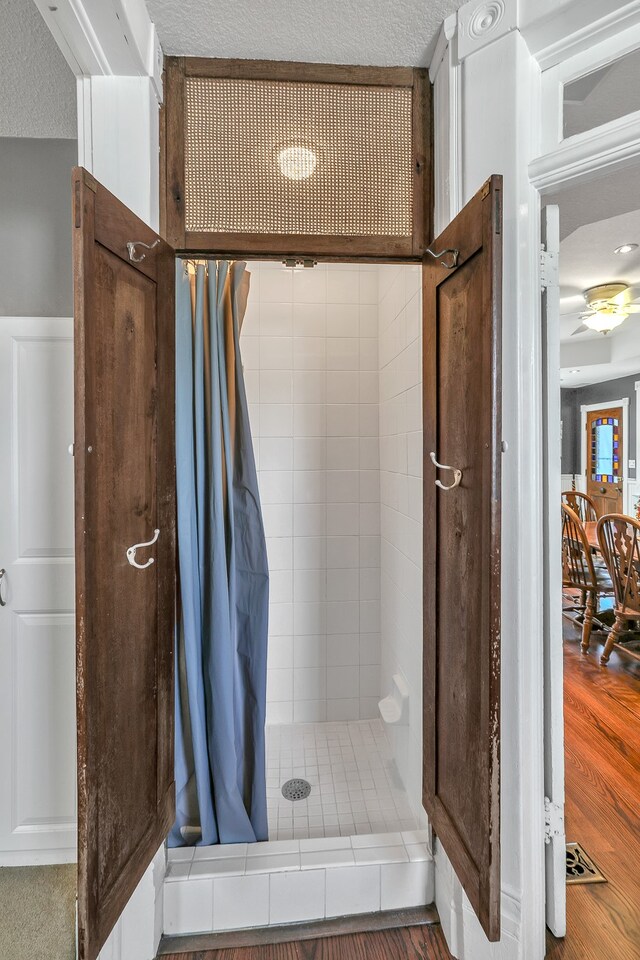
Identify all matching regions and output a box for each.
[72,168,176,960]
[586,406,624,517]
[423,176,502,941]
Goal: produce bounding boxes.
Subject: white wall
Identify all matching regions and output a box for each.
[377,264,424,823]
[0,137,77,317]
[0,0,76,138]
[241,261,381,725]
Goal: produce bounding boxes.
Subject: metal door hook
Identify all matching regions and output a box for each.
[430,452,462,490]
[425,246,459,269]
[126,529,160,569]
[127,239,160,262]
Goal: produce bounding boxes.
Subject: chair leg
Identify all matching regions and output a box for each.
[581,592,596,653]
[601,614,625,665]
[569,589,587,624]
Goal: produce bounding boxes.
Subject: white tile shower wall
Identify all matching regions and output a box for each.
[240,262,381,724]
[377,264,425,825]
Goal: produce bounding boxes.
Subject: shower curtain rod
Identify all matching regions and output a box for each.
[179,256,318,271]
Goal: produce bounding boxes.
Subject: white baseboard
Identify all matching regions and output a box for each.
[0,848,77,866]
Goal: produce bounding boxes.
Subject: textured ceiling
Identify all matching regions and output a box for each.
[146,0,465,66]
[0,0,76,138]
[559,206,640,387]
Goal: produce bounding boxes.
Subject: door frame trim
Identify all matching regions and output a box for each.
[580,398,630,513]
[532,13,640,958]
[634,380,640,478]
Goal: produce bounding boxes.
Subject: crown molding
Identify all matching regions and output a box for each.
[525,0,640,71]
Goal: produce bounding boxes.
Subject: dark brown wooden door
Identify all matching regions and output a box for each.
[72,168,176,960]
[586,406,624,517]
[423,176,502,941]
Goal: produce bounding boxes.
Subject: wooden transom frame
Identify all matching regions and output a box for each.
[160,57,432,261]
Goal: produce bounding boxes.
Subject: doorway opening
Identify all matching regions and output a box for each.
[544,158,640,958]
[70,162,503,956]
[164,257,431,935]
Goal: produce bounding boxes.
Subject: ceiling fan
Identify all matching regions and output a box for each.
[571,282,640,335]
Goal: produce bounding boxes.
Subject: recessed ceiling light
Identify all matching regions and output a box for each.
[570,369,580,374]
[278,146,317,181]
[614,242,638,254]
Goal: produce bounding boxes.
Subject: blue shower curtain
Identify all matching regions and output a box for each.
[170,259,269,847]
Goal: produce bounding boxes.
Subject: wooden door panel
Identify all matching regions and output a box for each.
[73,168,175,960]
[586,407,624,517]
[423,176,502,942]
[437,252,488,871]
[91,247,158,893]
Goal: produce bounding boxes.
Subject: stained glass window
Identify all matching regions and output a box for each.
[591,417,621,483]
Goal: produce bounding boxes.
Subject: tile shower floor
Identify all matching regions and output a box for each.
[266,719,417,840]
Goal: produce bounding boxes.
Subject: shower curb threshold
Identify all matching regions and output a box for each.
[163,830,434,935]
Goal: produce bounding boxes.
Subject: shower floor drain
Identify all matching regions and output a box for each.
[566,842,607,884]
[282,778,311,801]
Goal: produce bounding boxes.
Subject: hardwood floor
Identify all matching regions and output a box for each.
[161,924,451,960]
[546,627,640,959]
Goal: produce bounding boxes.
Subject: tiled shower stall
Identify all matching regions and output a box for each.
[164,261,430,934]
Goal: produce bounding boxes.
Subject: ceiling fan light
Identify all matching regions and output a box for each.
[583,310,627,334]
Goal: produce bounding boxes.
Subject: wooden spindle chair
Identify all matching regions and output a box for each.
[561,504,612,653]
[561,490,598,524]
[596,514,640,664]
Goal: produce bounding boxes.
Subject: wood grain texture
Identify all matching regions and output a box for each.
[179,233,419,260]
[160,923,451,960]
[163,57,186,249]
[412,69,431,259]
[159,906,439,954]
[161,57,432,260]
[182,58,416,87]
[546,632,640,959]
[73,167,176,960]
[422,176,503,942]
